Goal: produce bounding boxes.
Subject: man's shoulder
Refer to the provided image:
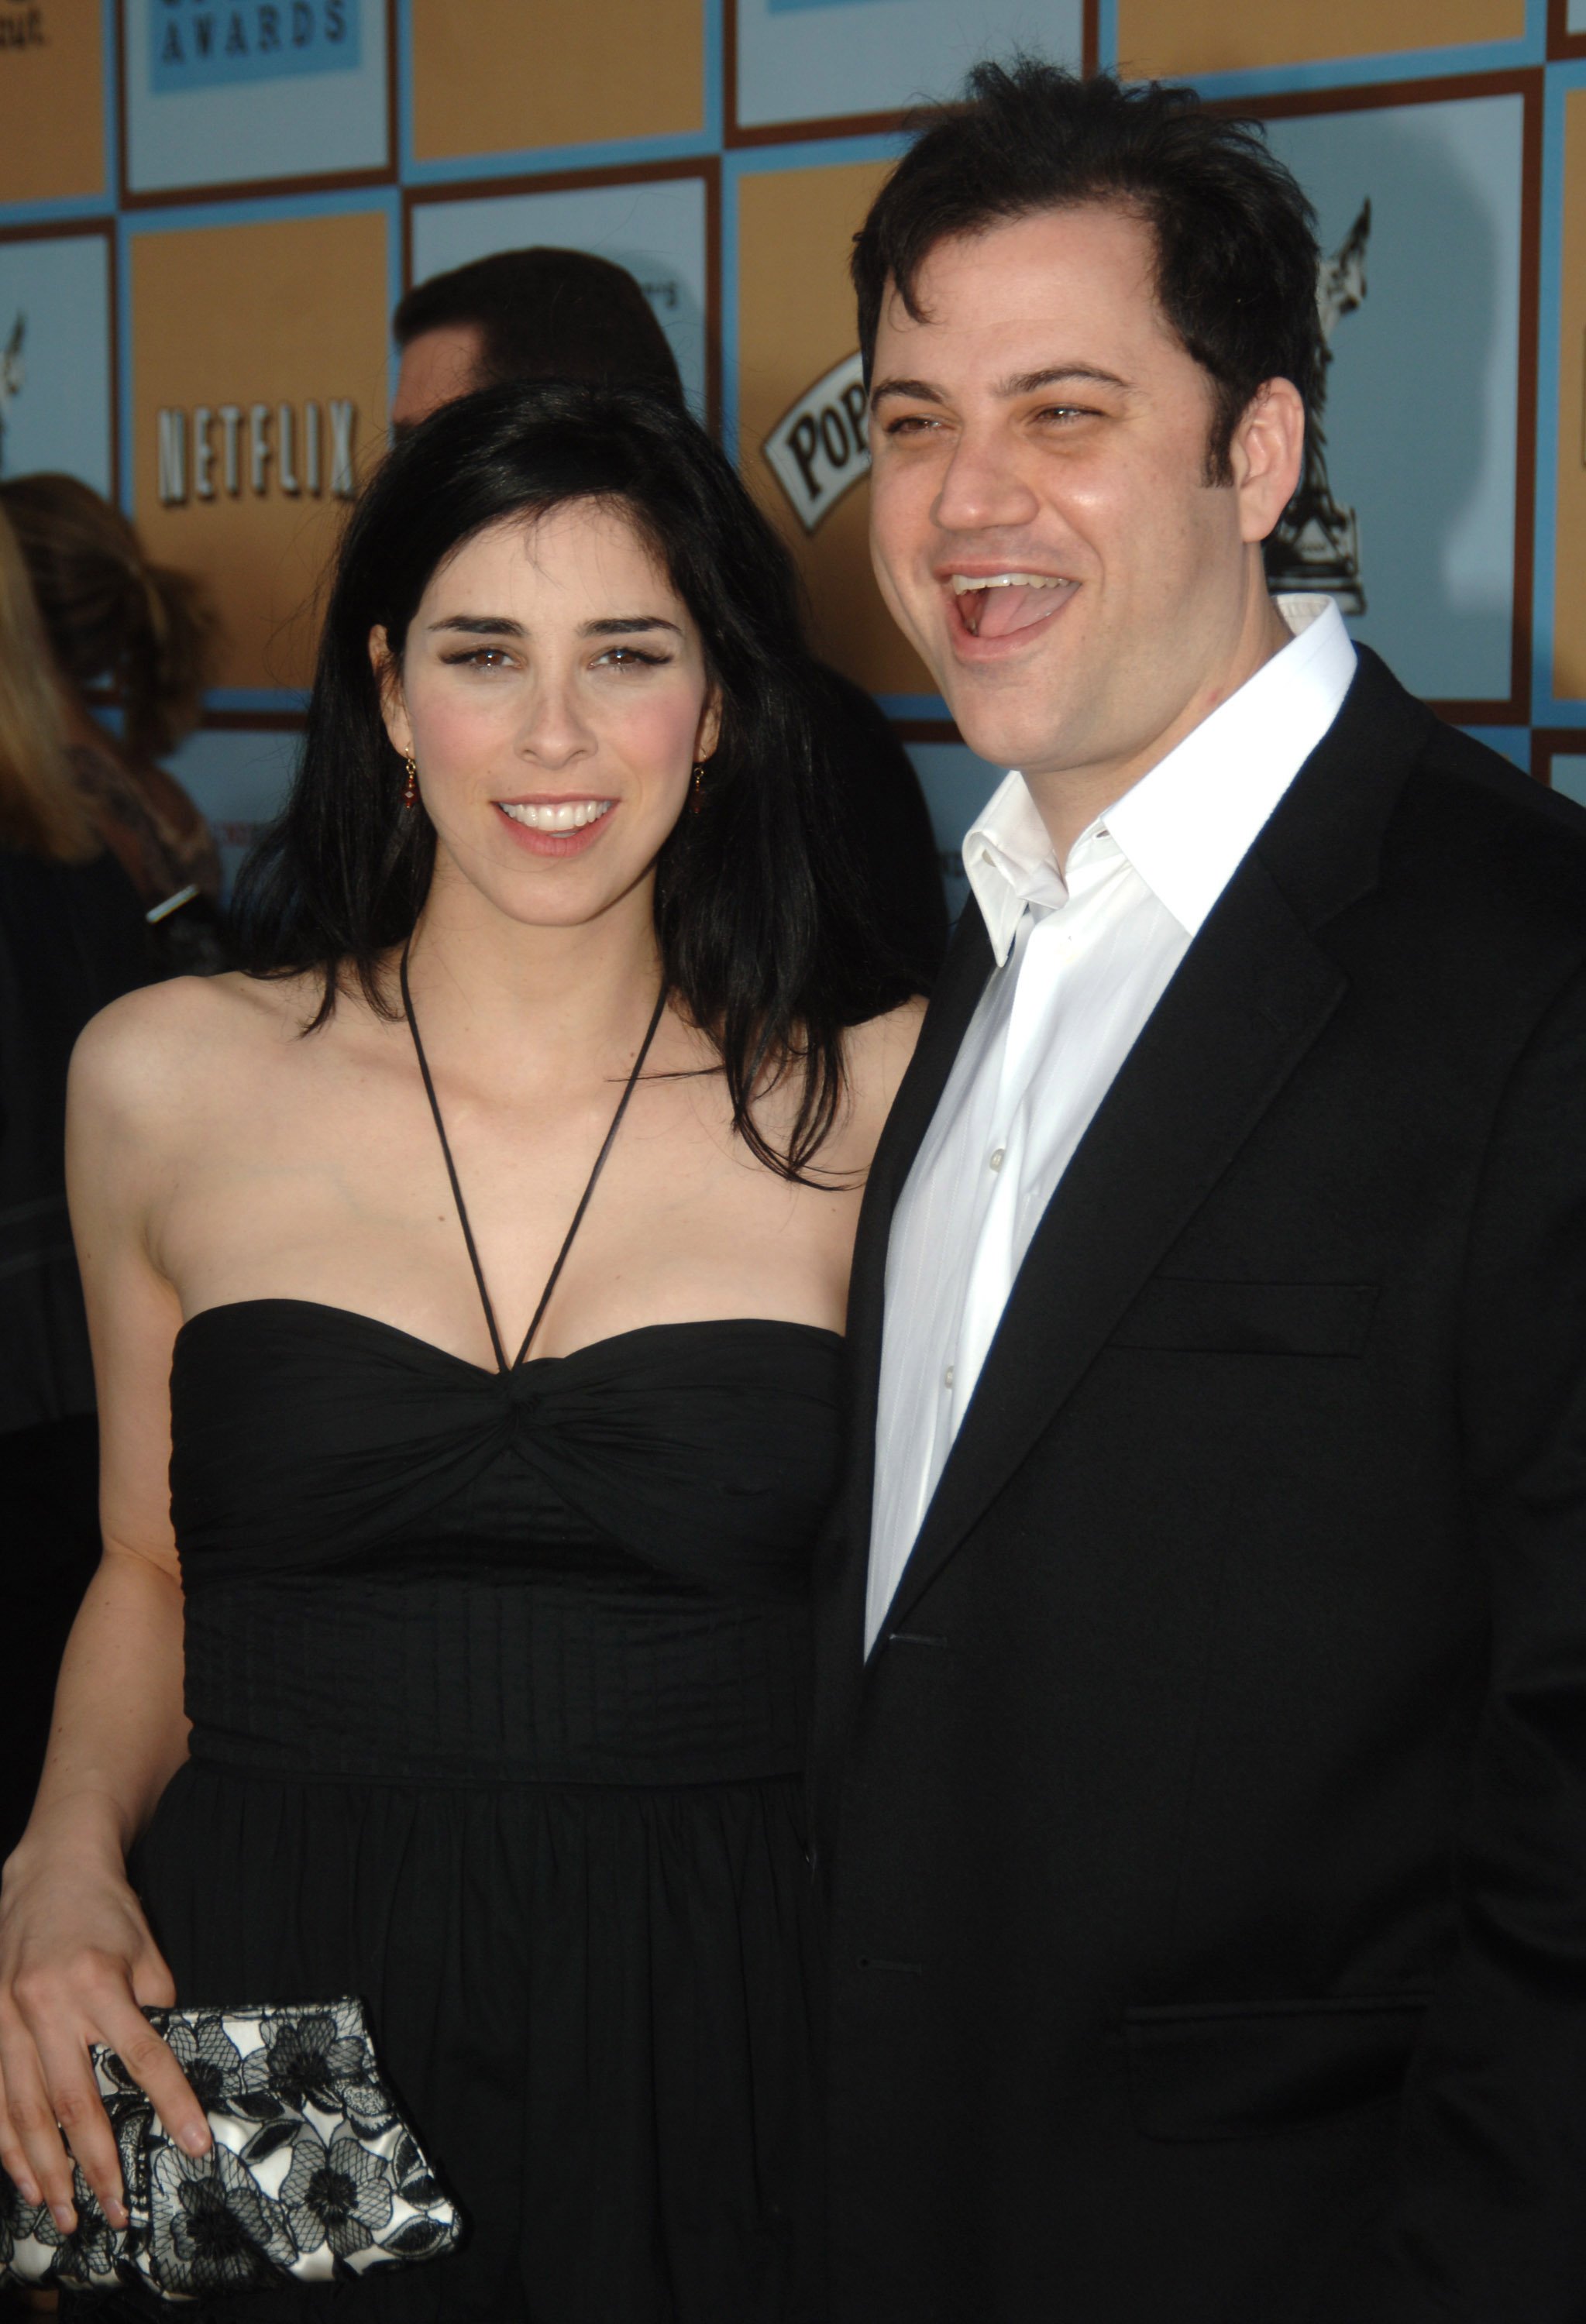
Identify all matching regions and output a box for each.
[1405,721,1586,926]
[1416,717,1581,837]
[1347,650,1586,936]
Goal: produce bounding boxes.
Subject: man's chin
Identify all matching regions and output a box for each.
[939,687,1061,775]
[917,638,1061,765]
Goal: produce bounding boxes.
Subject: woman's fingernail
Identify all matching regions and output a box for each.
[179,2122,210,2156]
[50,2202,76,2232]
[105,2197,129,2227]
[15,2177,40,2207]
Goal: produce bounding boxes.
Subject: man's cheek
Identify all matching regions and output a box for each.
[893,572,941,658]
[869,508,924,623]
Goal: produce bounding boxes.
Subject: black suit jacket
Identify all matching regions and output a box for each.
[810,648,1586,2323]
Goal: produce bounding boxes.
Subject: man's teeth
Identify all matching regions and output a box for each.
[500,799,614,833]
[950,573,1070,593]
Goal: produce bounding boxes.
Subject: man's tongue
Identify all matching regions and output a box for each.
[968,583,1062,639]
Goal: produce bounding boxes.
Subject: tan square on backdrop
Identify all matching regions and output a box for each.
[1554,89,1586,699]
[737,162,933,700]
[130,211,390,694]
[410,0,704,162]
[0,1,106,205]
[1118,0,1524,77]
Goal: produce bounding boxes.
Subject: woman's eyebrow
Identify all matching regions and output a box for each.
[426,614,524,636]
[425,613,683,639]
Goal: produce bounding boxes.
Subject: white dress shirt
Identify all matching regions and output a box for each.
[865,595,1358,1652]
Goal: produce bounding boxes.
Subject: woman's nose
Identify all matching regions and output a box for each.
[515,678,595,768]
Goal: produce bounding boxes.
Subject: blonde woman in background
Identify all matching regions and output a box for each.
[0,504,147,1865]
[0,473,225,972]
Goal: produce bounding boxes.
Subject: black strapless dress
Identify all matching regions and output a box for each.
[131,982,841,2322]
[136,1308,840,2324]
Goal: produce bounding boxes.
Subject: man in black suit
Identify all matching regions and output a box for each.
[813,60,1586,2322]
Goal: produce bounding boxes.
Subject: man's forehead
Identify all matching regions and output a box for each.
[876,203,1161,347]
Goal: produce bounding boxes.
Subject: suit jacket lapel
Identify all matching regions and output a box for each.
[873,646,1429,1645]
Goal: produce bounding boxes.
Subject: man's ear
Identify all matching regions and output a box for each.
[369,624,413,761]
[1230,379,1306,546]
[695,685,723,765]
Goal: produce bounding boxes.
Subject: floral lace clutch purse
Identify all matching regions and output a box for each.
[0,1997,463,2302]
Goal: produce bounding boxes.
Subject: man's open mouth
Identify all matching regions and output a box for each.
[949,572,1076,640]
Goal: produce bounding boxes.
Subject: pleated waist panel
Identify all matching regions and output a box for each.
[182,1574,810,1785]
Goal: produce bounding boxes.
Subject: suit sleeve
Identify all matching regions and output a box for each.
[1306,956,1586,2322]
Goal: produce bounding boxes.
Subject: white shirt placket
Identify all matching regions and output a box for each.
[950,903,1061,1421]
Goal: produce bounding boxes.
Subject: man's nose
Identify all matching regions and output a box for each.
[933,427,1041,535]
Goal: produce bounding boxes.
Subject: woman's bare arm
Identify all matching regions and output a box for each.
[0,988,215,2230]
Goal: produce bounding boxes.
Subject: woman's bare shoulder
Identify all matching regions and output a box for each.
[69,969,330,1134]
[839,993,928,1156]
[846,994,927,1103]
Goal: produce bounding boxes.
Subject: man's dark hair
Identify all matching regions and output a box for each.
[852,59,1322,481]
[392,247,685,409]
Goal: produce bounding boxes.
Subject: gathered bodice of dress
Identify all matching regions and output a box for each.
[169,1301,845,1789]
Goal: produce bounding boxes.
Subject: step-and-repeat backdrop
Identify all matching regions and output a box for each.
[3,1,1584,907]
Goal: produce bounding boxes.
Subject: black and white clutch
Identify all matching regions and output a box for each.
[0,1996,462,2302]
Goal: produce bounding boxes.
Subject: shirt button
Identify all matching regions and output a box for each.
[989,1147,1005,1172]
[944,1365,955,1390]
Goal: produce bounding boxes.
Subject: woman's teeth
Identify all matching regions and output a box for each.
[499,799,614,832]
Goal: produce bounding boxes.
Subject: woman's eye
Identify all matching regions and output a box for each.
[593,647,668,672]
[442,647,513,671]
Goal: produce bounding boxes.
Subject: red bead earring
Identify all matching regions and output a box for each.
[402,753,418,810]
[690,762,704,815]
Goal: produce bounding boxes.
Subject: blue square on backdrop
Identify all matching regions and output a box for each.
[1550,756,1586,810]
[150,0,361,95]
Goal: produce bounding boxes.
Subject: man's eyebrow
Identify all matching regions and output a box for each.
[870,365,1131,411]
[999,363,1130,397]
[869,376,946,410]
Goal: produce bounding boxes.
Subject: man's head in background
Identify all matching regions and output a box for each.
[390,247,686,436]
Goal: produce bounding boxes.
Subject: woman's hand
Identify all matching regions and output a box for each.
[0,1824,208,2233]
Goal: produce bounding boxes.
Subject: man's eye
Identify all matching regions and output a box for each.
[883,413,941,437]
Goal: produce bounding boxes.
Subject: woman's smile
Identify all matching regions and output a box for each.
[494,795,617,854]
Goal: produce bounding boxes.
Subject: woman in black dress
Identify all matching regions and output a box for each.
[0,383,921,2321]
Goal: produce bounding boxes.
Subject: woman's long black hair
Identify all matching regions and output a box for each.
[233,380,914,1179]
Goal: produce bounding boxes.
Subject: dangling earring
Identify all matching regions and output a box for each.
[690,762,704,816]
[402,752,418,810]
